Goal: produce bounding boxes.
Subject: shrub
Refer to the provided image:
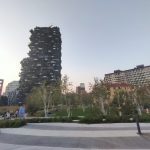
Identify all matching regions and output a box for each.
[34,110,45,117]
[139,114,150,122]
[0,119,26,128]
[79,115,137,124]
[79,116,103,124]
[105,115,121,123]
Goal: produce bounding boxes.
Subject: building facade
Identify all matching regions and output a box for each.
[104,65,150,86]
[18,26,62,101]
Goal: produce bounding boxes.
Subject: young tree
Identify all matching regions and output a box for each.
[61,75,73,117]
[26,89,43,115]
[26,81,61,117]
[28,82,59,117]
[77,92,92,112]
[90,78,110,115]
[129,87,142,116]
[133,85,150,115]
[111,89,134,116]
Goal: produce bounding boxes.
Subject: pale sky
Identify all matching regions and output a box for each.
[0,0,150,92]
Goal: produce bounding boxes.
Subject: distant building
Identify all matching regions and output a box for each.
[104,65,150,86]
[5,81,19,104]
[5,81,19,95]
[0,79,4,96]
[76,83,86,94]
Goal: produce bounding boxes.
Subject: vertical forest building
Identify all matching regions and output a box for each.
[18,26,62,101]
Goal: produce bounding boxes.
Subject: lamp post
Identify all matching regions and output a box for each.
[133,87,142,135]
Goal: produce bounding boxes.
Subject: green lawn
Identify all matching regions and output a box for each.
[53,107,100,118]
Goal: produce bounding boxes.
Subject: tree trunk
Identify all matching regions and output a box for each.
[44,106,48,117]
[137,105,142,116]
[67,107,71,117]
[101,99,106,115]
[119,111,122,117]
[82,104,85,112]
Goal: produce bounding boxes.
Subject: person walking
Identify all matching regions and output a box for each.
[19,103,26,119]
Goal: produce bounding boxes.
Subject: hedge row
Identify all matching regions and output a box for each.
[79,115,150,124]
[139,115,150,122]
[79,116,132,124]
[26,115,150,124]
[0,115,150,128]
[26,117,73,123]
[0,119,26,128]
[0,117,73,128]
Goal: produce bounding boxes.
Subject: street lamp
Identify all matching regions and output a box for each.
[133,87,142,135]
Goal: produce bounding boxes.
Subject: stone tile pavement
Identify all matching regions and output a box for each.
[0,123,150,149]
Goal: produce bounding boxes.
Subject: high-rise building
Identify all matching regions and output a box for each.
[104,65,150,86]
[18,26,62,101]
[0,79,4,96]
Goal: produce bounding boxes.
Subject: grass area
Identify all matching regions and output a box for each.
[32,107,103,118]
[53,107,100,118]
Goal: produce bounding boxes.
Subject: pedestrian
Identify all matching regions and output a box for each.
[19,103,26,119]
[5,111,10,120]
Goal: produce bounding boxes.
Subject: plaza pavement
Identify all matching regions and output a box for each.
[0,123,150,149]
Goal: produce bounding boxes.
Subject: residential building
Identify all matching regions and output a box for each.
[5,81,19,95]
[5,81,19,104]
[18,26,62,101]
[104,65,150,86]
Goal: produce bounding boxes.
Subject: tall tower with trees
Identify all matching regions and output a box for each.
[18,26,62,101]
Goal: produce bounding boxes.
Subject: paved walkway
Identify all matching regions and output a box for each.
[0,123,150,149]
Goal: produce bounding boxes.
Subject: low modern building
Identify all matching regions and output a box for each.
[104,65,150,86]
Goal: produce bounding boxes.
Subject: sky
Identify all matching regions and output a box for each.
[0,0,150,92]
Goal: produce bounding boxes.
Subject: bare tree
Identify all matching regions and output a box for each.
[38,83,53,117]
